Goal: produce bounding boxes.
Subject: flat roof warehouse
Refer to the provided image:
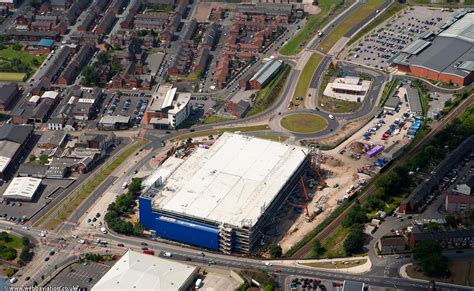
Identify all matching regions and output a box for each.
[146,132,307,228]
[395,10,474,85]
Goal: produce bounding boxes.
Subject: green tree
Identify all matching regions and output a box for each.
[19,246,30,262]
[426,222,440,232]
[445,215,457,228]
[96,52,110,65]
[0,232,12,242]
[268,244,282,258]
[22,236,30,246]
[444,99,452,108]
[12,43,22,51]
[343,224,365,255]
[39,154,49,165]
[128,178,143,194]
[81,66,101,87]
[342,203,367,227]
[29,154,36,162]
[0,246,17,261]
[311,240,324,258]
[414,240,449,277]
[31,58,40,67]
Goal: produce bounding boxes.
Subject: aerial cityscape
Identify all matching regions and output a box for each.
[0,0,472,290]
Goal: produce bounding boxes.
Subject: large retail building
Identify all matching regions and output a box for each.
[139,133,308,254]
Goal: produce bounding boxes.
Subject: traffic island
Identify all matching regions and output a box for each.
[280,113,328,134]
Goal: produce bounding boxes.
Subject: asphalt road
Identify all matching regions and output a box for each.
[59,175,118,232]
[308,1,363,50]
[343,0,394,38]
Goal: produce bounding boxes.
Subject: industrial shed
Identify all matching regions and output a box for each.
[249,59,284,89]
[91,250,197,291]
[3,177,42,201]
[396,11,474,86]
[140,132,308,254]
[98,115,130,130]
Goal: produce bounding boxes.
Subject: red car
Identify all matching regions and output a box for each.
[143,249,155,255]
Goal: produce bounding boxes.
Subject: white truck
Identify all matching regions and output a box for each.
[162,252,172,257]
[100,227,107,234]
[195,278,202,289]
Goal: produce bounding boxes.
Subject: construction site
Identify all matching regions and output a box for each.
[138,132,335,255]
[134,98,417,256]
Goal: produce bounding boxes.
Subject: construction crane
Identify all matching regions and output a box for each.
[307,145,328,189]
[300,176,310,201]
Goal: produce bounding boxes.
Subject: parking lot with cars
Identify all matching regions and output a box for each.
[101,92,150,126]
[344,7,455,69]
[289,275,352,291]
[47,260,111,289]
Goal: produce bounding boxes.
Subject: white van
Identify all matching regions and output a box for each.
[122,182,128,189]
[163,252,172,257]
[195,278,202,288]
[100,227,107,234]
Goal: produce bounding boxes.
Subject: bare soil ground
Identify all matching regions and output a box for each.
[194,2,238,22]
[280,101,413,252]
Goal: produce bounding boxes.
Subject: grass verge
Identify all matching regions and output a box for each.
[201,115,232,124]
[319,95,362,113]
[36,140,148,230]
[0,233,22,249]
[302,258,367,269]
[280,113,327,134]
[293,54,322,106]
[378,79,399,107]
[279,0,347,56]
[348,3,405,46]
[248,64,291,116]
[255,134,289,142]
[0,72,26,81]
[318,0,385,53]
[174,125,271,141]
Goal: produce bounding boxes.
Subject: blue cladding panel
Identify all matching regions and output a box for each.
[139,197,220,250]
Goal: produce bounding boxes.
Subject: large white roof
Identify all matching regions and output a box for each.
[0,157,11,174]
[151,132,307,228]
[3,177,42,201]
[91,250,196,291]
[440,12,474,43]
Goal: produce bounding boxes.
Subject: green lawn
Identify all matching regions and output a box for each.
[201,115,232,124]
[280,113,327,134]
[255,134,289,142]
[0,233,22,249]
[0,46,46,80]
[248,65,291,116]
[175,125,271,141]
[0,47,46,67]
[348,3,405,46]
[319,94,362,113]
[293,54,322,106]
[37,140,148,230]
[0,72,26,81]
[279,0,347,56]
[302,258,367,269]
[318,0,386,53]
[320,226,350,258]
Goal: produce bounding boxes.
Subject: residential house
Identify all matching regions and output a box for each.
[0,83,19,111]
[409,225,474,249]
[378,236,406,254]
[95,10,116,34]
[446,194,474,213]
[50,0,71,10]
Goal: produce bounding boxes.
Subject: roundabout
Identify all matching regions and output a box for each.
[280,113,328,134]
